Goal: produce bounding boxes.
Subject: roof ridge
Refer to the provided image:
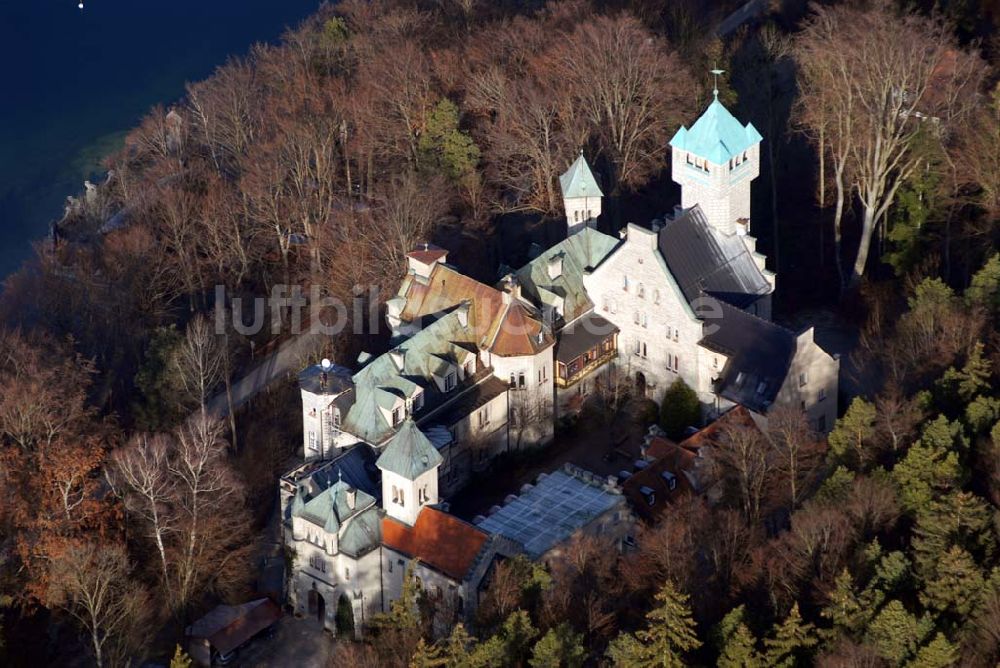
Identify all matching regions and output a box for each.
[713,298,797,336]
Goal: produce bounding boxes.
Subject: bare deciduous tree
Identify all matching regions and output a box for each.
[171,315,226,413]
[47,542,151,668]
[795,3,983,288]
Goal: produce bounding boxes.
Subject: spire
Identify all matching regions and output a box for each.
[711,68,724,101]
[559,153,604,200]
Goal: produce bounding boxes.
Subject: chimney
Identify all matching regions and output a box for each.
[457,300,470,327]
[501,275,521,304]
[389,349,405,371]
[547,254,564,280]
[345,487,357,510]
[735,218,749,237]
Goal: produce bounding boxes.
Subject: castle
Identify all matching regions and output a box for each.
[278,94,840,635]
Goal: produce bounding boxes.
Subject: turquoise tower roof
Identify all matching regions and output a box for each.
[559,152,603,200]
[669,97,762,165]
[376,419,443,480]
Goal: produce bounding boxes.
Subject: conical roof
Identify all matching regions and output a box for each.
[376,419,443,480]
[559,153,603,200]
[669,97,762,165]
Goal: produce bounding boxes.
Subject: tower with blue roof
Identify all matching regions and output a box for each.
[559,151,604,236]
[669,82,762,237]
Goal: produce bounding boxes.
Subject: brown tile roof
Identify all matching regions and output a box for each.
[678,405,759,450]
[644,435,679,460]
[400,264,505,341]
[488,301,554,357]
[406,243,448,265]
[381,507,489,581]
[186,598,281,654]
[622,443,697,522]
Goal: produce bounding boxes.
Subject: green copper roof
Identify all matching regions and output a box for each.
[376,419,443,480]
[295,474,377,535]
[669,98,762,165]
[516,227,620,324]
[559,153,603,200]
[338,508,382,558]
[340,310,473,446]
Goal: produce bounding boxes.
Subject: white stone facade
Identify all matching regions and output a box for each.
[564,195,602,236]
[582,224,705,402]
[671,142,760,237]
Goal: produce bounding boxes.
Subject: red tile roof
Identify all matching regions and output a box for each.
[678,405,759,450]
[645,435,679,460]
[623,443,697,521]
[406,244,449,265]
[381,507,489,581]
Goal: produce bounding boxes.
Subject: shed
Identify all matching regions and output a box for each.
[185,598,281,666]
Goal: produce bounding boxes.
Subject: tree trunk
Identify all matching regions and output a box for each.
[832,162,847,293]
[851,205,877,287]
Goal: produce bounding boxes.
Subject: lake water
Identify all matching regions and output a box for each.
[0,0,321,277]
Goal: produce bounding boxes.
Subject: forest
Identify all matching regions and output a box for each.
[2,0,1000,665]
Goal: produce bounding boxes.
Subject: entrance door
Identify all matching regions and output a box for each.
[308,589,326,624]
[635,371,647,397]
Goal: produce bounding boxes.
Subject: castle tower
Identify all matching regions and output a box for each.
[669,86,762,236]
[298,359,355,461]
[376,420,442,526]
[559,152,603,236]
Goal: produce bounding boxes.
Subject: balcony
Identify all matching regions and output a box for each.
[556,348,617,389]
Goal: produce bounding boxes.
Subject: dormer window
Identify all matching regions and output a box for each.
[799,372,809,388]
[413,391,424,411]
[445,372,456,392]
[392,407,402,426]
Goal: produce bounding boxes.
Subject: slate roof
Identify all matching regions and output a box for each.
[699,299,796,412]
[376,419,443,480]
[658,206,771,309]
[559,153,603,200]
[669,97,762,164]
[382,506,490,581]
[555,312,618,363]
[292,446,381,503]
[515,227,620,325]
[477,464,626,559]
[423,375,510,430]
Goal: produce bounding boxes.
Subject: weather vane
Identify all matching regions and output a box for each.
[711,67,725,100]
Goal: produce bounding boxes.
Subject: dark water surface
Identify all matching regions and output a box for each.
[0,0,320,277]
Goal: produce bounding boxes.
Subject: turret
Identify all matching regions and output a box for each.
[376,420,442,526]
[299,359,355,460]
[669,89,762,236]
[559,152,603,236]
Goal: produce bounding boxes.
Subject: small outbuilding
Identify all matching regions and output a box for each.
[185,597,281,666]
